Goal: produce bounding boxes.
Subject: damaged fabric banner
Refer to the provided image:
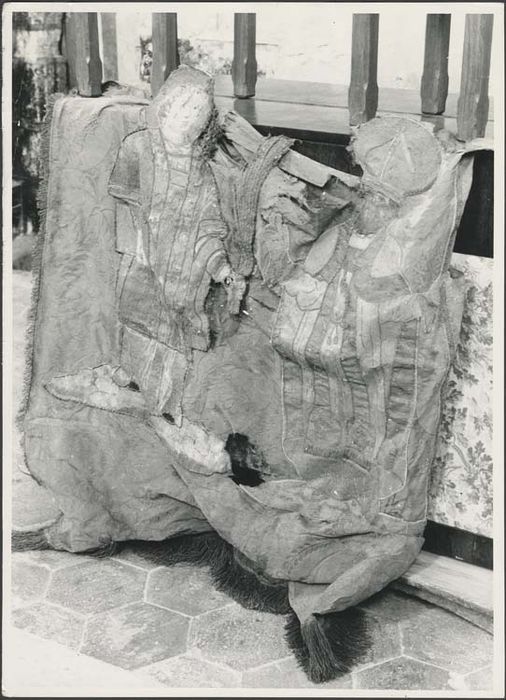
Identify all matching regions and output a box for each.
[15,65,491,682]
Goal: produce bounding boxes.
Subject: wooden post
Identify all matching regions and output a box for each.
[151,13,179,97]
[348,14,379,126]
[100,13,118,82]
[232,13,257,98]
[457,14,494,141]
[64,13,103,96]
[421,14,451,115]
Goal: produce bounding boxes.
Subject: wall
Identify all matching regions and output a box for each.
[429,253,493,539]
[109,4,497,93]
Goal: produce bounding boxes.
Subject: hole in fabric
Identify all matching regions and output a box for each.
[128,380,140,392]
[225,432,266,487]
[162,412,175,424]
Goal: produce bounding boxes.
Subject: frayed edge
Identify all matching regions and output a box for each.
[11,528,51,551]
[209,545,290,614]
[284,608,371,683]
[120,532,222,568]
[284,609,310,670]
[11,527,119,558]
[16,93,65,434]
[120,533,290,615]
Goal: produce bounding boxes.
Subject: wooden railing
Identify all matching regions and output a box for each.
[63,11,494,141]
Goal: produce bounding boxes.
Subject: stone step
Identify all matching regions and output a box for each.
[394,551,493,633]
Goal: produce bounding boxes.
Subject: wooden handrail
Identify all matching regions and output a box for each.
[100,13,118,82]
[151,13,179,97]
[348,13,379,126]
[64,12,102,96]
[232,13,257,98]
[421,14,451,115]
[457,14,494,141]
[60,9,494,145]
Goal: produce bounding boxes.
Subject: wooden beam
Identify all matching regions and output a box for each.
[100,13,118,82]
[151,13,179,97]
[232,13,257,98]
[421,14,451,115]
[457,14,494,141]
[348,13,379,126]
[64,13,103,96]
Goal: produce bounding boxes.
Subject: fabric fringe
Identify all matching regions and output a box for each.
[284,608,371,683]
[121,531,222,568]
[119,532,290,615]
[209,545,291,614]
[16,93,65,433]
[11,526,119,558]
[11,528,51,551]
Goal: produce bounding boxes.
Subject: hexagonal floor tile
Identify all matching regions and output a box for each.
[400,606,493,674]
[11,560,50,605]
[81,601,189,670]
[242,656,353,689]
[146,565,231,616]
[144,654,241,688]
[113,548,161,571]
[46,559,146,614]
[358,611,401,667]
[359,588,432,623]
[188,604,289,671]
[464,666,493,690]
[11,601,85,649]
[355,656,451,690]
[15,549,87,570]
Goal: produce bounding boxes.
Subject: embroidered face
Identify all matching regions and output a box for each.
[352,116,442,199]
[358,191,398,235]
[156,85,213,147]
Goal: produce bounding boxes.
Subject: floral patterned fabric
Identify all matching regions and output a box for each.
[429,253,493,538]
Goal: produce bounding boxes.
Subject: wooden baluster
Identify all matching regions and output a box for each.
[100,13,118,82]
[232,13,257,98]
[64,13,103,96]
[457,14,494,141]
[348,13,379,126]
[151,13,179,97]
[421,14,451,115]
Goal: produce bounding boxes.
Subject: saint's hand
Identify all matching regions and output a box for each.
[223,272,247,315]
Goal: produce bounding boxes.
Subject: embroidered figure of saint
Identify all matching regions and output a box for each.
[49,66,246,424]
[110,66,249,423]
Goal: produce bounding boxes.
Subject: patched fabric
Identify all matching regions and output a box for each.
[109,129,230,352]
[21,75,490,662]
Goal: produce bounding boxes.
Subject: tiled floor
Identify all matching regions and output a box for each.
[9,271,494,692]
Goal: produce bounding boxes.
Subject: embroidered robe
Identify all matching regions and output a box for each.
[108,127,230,420]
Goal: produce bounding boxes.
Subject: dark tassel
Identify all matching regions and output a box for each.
[284,609,313,679]
[209,544,290,614]
[284,608,371,683]
[11,528,51,551]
